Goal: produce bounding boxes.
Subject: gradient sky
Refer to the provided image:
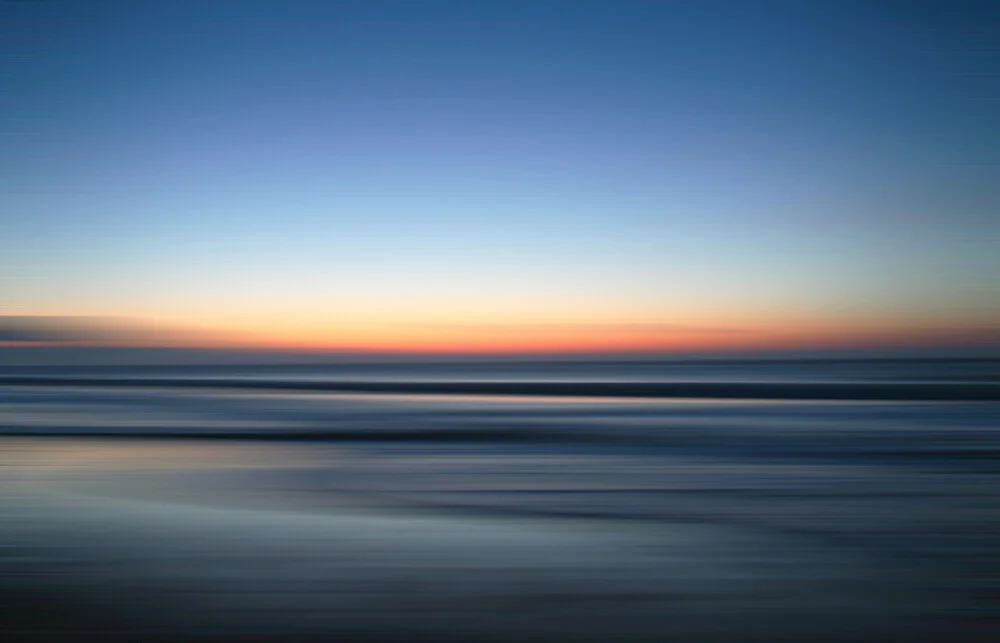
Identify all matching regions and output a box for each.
[3,1,998,353]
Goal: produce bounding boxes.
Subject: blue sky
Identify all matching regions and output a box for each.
[3,1,997,351]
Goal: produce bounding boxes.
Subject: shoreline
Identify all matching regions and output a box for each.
[2,437,987,642]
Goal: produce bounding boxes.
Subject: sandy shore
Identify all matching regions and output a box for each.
[4,439,986,643]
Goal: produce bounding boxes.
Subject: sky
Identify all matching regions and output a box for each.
[3,1,998,355]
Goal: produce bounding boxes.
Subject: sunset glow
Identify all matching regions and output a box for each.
[3,1,996,359]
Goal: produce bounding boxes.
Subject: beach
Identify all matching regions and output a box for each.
[2,361,998,642]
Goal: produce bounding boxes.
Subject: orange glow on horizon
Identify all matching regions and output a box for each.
[5,313,994,355]
[158,323,996,355]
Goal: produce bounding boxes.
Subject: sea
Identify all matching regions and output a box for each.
[1,358,998,642]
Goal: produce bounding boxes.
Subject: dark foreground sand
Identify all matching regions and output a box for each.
[1,438,995,643]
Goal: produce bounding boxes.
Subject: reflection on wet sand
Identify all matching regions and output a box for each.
[3,437,993,643]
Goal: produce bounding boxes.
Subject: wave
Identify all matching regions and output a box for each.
[2,376,998,401]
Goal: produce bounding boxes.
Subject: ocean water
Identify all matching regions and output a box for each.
[2,359,998,642]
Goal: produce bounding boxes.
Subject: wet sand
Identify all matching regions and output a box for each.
[3,438,992,643]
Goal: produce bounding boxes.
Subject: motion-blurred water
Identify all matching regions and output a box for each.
[2,359,998,642]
